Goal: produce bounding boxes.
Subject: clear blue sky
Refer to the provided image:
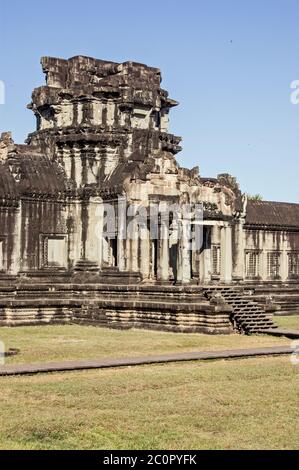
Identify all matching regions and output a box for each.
[1,0,299,202]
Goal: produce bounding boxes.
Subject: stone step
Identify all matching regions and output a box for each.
[243,321,276,328]
[236,320,269,324]
[239,320,274,326]
[233,309,264,314]
[204,285,277,334]
[231,304,261,308]
[235,316,269,320]
[235,312,264,316]
[248,327,278,332]
[235,319,271,324]
[73,260,99,272]
[232,309,264,313]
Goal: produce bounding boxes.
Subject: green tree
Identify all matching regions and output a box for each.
[247,194,263,201]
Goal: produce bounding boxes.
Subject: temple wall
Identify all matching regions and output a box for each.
[20,198,106,272]
[0,207,20,274]
[244,228,299,282]
[19,199,68,271]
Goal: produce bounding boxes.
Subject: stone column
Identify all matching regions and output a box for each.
[83,197,102,265]
[198,225,212,284]
[20,200,33,272]
[220,223,232,283]
[176,219,191,284]
[73,144,83,188]
[157,216,169,282]
[117,198,126,271]
[140,225,150,280]
[125,236,130,271]
[280,234,288,282]
[232,218,245,281]
[9,205,22,275]
[260,250,268,281]
[130,217,139,272]
[280,251,288,282]
[67,199,82,268]
[117,238,125,271]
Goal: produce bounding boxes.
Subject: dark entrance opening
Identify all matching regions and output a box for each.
[152,239,158,278]
[110,237,118,267]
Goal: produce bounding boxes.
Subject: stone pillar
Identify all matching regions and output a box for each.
[190,222,201,281]
[232,219,245,281]
[176,219,191,284]
[117,198,126,271]
[20,200,30,271]
[83,197,102,265]
[117,238,125,271]
[130,217,139,272]
[157,217,169,282]
[261,250,268,281]
[9,205,22,275]
[280,235,288,282]
[280,251,288,282]
[67,199,82,268]
[140,225,150,280]
[73,144,83,188]
[220,223,232,283]
[125,236,130,271]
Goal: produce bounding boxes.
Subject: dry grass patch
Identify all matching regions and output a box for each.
[275,315,299,330]
[0,356,298,449]
[0,324,290,365]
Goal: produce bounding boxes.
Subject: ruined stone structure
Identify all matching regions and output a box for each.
[0,56,298,333]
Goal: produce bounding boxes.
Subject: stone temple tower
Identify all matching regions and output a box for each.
[27,56,182,189]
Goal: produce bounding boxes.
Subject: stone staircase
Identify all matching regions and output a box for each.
[204,286,277,334]
[244,284,299,316]
[0,280,278,334]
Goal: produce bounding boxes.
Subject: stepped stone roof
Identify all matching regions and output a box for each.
[18,154,66,196]
[246,200,299,228]
[0,133,67,199]
[30,55,178,111]
[0,162,18,199]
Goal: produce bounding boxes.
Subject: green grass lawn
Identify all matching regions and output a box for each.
[0,324,290,365]
[275,315,299,330]
[1,356,299,450]
[0,324,297,450]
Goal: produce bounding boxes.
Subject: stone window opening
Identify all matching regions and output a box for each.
[245,250,260,279]
[267,251,281,279]
[133,112,147,119]
[212,244,221,277]
[288,252,299,278]
[42,235,67,269]
[152,110,161,128]
[131,107,151,129]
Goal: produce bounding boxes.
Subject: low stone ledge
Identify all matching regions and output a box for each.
[0,283,233,333]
